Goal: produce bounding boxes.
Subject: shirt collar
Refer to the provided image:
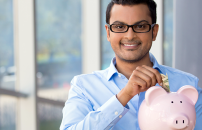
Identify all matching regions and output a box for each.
[106,52,165,81]
[149,52,164,74]
[107,57,118,81]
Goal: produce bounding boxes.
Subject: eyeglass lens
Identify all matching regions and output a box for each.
[111,23,151,33]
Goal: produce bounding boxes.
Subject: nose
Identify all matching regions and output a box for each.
[168,114,189,129]
[125,27,136,40]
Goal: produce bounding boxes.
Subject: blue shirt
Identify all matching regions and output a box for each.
[60,53,202,130]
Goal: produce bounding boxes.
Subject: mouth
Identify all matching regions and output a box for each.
[121,42,141,49]
[123,44,139,47]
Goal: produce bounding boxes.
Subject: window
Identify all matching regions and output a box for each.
[163,0,173,66]
[0,1,166,130]
[35,0,82,129]
[0,0,15,90]
[101,0,114,70]
[38,103,63,130]
[0,96,17,130]
[0,1,16,130]
[35,0,82,102]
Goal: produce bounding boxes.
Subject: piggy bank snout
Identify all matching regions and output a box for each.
[168,114,189,129]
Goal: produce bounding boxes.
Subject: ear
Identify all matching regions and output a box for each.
[152,24,159,41]
[145,86,167,106]
[105,24,110,42]
[177,85,198,105]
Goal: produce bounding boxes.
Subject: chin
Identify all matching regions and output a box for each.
[119,56,142,63]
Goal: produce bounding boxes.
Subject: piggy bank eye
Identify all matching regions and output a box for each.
[171,101,174,103]
[180,101,182,103]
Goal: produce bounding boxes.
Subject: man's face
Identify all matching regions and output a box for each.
[105,4,158,63]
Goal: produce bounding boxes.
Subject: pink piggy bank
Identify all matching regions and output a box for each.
[138,85,198,130]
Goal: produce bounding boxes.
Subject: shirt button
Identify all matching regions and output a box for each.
[115,111,118,115]
[119,115,122,118]
[118,74,121,77]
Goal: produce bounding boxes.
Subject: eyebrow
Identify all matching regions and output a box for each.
[112,20,149,25]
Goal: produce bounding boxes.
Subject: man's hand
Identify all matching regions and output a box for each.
[117,65,163,106]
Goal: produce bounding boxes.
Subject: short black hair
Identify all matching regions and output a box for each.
[106,0,157,24]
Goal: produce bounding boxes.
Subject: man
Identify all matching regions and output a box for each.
[60,0,202,130]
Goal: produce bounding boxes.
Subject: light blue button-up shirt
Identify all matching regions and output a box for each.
[60,53,202,130]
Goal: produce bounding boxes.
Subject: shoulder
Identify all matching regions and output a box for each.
[159,65,199,89]
[161,65,198,80]
[74,68,108,80]
[71,68,109,87]
[69,68,111,104]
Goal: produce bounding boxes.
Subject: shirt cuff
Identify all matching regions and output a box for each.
[96,95,129,129]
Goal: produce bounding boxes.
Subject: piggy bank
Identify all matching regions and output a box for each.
[138,85,198,130]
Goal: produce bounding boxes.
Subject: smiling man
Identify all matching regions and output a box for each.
[60,0,202,130]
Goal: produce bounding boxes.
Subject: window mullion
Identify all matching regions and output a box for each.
[13,0,37,130]
[82,0,101,74]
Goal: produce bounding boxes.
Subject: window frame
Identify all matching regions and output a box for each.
[0,0,163,130]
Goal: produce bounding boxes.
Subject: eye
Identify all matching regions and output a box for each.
[171,101,174,103]
[136,25,145,28]
[135,24,147,29]
[114,24,125,29]
[133,24,148,31]
[180,101,182,103]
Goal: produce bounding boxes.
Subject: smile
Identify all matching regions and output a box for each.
[123,44,139,46]
[121,42,141,50]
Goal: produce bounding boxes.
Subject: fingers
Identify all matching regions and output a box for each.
[131,69,152,88]
[125,65,163,97]
[130,65,162,88]
[135,66,155,87]
[131,76,148,91]
[141,65,163,86]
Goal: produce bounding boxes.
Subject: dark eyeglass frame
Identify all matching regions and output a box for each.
[107,23,156,33]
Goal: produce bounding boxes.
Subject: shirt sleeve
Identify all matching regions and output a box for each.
[194,79,202,130]
[60,77,129,130]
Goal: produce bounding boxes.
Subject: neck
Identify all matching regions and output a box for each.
[115,53,153,79]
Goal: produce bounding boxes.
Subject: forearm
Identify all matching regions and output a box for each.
[60,95,129,130]
[116,88,135,106]
[63,111,105,130]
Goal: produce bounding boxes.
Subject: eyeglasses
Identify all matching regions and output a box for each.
[107,23,156,33]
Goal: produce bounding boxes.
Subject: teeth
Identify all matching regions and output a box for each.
[124,44,137,46]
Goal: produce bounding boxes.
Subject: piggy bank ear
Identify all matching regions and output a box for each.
[177,85,198,105]
[145,86,167,106]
